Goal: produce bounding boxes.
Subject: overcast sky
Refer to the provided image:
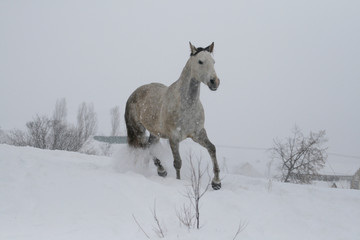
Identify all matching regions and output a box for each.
[1,0,359,159]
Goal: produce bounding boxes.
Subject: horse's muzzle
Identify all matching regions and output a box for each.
[208,78,220,91]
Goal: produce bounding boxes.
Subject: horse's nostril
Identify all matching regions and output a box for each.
[210,79,215,85]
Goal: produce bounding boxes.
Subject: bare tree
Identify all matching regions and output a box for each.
[26,115,52,149]
[6,115,53,149]
[50,98,68,150]
[3,100,99,154]
[53,98,67,123]
[272,126,327,184]
[61,125,83,152]
[6,129,29,146]
[0,126,7,144]
[110,106,121,136]
[50,100,97,152]
[177,152,210,230]
[47,98,82,151]
[76,102,97,149]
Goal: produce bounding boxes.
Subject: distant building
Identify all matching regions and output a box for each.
[296,168,360,189]
[350,168,360,190]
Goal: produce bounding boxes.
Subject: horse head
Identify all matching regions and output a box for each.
[189,42,220,91]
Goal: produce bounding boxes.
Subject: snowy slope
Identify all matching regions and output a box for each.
[1,144,360,240]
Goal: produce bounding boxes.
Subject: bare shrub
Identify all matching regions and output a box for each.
[151,200,165,238]
[232,221,248,240]
[177,152,210,230]
[110,106,121,136]
[0,127,5,144]
[6,129,29,146]
[272,126,327,184]
[49,98,68,150]
[132,214,150,239]
[4,99,98,154]
[26,115,52,149]
[58,125,80,151]
[176,202,195,230]
[131,200,166,239]
[76,102,97,149]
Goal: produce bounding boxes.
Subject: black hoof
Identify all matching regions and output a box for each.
[211,181,221,190]
[158,170,167,177]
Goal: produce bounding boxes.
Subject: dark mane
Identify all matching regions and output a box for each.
[190,46,211,56]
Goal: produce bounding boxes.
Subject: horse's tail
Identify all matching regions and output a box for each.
[125,99,147,149]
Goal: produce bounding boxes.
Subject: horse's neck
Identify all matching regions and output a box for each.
[174,62,200,107]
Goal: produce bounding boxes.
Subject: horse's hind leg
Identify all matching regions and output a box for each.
[154,157,167,177]
[148,134,167,177]
[191,128,221,190]
[169,140,182,179]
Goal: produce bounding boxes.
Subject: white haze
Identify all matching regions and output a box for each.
[1,0,360,160]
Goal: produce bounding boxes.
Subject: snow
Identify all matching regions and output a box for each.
[1,143,360,240]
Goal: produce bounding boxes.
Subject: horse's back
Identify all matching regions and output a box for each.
[126,83,167,106]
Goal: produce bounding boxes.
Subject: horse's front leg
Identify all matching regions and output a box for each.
[169,140,182,179]
[192,128,221,190]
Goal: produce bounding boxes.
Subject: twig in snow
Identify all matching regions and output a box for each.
[132,214,151,239]
[151,200,165,238]
[232,220,248,240]
[176,202,195,230]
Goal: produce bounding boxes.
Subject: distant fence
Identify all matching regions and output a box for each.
[93,136,127,144]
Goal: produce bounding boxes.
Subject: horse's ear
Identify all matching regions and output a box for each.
[207,42,214,53]
[189,42,197,55]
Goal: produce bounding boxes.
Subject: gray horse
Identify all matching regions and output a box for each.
[125,42,221,190]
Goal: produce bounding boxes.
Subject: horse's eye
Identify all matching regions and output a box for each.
[198,60,203,65]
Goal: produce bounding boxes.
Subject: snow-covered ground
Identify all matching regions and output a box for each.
[1,143,360,240]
